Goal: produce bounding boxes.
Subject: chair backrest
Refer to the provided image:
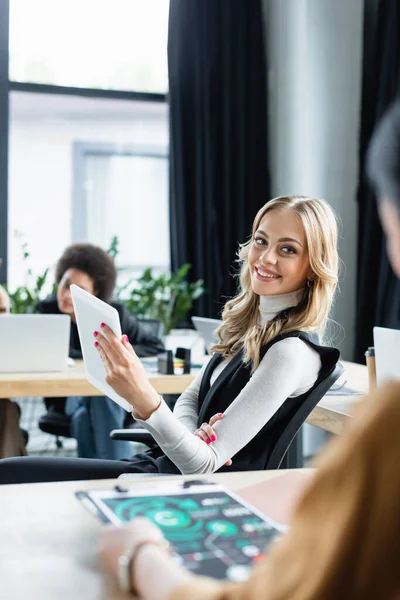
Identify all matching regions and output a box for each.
[265,362,344,470]
[137,318,163,339]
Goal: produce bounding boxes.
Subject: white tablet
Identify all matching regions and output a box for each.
[70,284,132,411]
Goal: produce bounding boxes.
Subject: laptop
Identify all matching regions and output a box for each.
[373,326,400,385]
[0,314,71,373]
[192,316,222,350]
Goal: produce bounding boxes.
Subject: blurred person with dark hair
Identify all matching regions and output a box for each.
[37,243,164,460]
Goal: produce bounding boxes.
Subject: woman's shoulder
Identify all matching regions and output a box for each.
[261,335,321,370]
[268,335,317,355]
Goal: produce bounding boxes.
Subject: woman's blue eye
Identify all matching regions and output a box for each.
[281,246,295,254]
[254,237,266,246]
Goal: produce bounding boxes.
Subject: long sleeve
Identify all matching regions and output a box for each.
[136,338,321,474]
[116,303,165,357]
[171,362,211,431]
[169,380,400,600]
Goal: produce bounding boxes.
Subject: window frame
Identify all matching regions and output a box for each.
[0,0,9,284]
[72,140,169,272]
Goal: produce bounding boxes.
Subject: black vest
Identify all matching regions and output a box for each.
[155,331,339,473]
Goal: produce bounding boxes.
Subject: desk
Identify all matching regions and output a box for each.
[0,470,306,600]
[0,360,196,398]
[306,360,368,435]
[0,359,368,436]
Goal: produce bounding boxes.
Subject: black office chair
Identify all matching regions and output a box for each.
[38,318,164,448]
[38,398,72,447]
[110,362,344,470]
[137,318,164,339]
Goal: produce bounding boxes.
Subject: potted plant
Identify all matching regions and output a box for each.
[5,237,206,334]
[119,263,205,335]
[5,243,53,313]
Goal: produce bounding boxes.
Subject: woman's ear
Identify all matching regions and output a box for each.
[306,273,315,288]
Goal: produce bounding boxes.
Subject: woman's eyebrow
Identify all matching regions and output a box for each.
[256,230,302,247]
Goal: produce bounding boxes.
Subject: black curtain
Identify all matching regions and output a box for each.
[168,0,270,317]
[354,0,400,362]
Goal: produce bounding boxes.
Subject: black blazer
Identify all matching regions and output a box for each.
[36,295,165,359]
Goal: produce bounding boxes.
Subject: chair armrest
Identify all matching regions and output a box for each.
[110,428,158,447]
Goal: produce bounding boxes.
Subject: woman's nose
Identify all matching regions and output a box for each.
[260,246,277,264]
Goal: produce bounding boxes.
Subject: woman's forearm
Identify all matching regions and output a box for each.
[133,545,193,600]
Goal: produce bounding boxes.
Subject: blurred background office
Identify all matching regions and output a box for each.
[0,0,397,458]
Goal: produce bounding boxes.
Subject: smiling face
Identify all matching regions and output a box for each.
[56,268,96,319]
[248,208,312,296]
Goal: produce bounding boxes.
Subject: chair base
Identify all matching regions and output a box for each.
[39,408,72,438]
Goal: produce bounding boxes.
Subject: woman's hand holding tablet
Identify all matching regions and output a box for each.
[94,322,161,420]
[70,284,161,418]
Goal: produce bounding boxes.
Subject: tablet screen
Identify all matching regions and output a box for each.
[82,481,284,581]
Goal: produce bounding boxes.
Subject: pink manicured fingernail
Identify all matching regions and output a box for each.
[93,331,98,337]
[123,334,129,342]
[211,435,216,442]
[218,413,223,416]
[206,439,211,445]
[94,341,99,348]
[100,322,106,328]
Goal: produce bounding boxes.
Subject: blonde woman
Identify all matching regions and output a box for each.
[0,196,340,483]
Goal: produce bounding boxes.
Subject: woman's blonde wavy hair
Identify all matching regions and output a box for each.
[211,196,339,370]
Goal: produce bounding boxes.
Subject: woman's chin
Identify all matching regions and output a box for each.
[252,280,282,296]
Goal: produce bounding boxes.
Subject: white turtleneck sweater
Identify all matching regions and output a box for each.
[136,289,321,474]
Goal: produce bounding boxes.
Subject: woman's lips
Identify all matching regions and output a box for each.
[255,266,281,281]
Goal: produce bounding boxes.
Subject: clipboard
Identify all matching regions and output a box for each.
[76,478,285,580]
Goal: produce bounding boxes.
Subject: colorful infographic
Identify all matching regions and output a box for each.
[102,490,280,580]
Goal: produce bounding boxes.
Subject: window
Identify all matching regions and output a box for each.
[75,143,169,282]
[9,0,169,94]
[8,91,169,291]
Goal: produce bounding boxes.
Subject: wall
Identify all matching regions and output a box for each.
[263,0,364,361]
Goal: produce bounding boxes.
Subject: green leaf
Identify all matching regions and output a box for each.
[107,235,119,259]
[120,263,205,333]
